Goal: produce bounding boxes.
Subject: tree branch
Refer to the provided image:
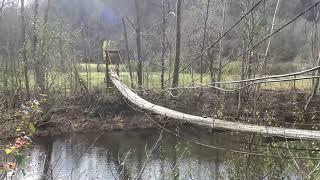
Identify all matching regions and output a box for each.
[0,0,16,12]
[125,16,136,31]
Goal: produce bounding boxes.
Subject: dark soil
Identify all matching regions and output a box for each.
[35,90,182,137]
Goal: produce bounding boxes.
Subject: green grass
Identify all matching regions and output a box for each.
[0,62,315,93]
[76,67,313,91]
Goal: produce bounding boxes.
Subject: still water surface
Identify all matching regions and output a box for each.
[14,127,320,179]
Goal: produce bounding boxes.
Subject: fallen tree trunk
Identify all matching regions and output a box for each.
[109,69,320,140]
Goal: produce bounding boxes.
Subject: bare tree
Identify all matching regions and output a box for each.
[208,49,215,83]
[31,0,39,88]
[37,0,51,92]
[20,0,30,98]
[305,8,320,111]
[122,17,134,89]
[200,0,211,86]
[105,50,110,88]
[217,0,227,86]
[160,0,167,89]
[262,0,281,75]
[0,0,15,20]
[0,0,4,21]
[58,18,64,70]
[237,0,255,117]
[135,0,143,88]
[0,0,6,20]
[247,0,255,80]
[0,0,4,12]
[78,3,91,91]
[172,0,182,91]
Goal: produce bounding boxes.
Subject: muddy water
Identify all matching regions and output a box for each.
[13,127,320,180]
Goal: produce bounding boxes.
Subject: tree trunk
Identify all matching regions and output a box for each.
[208,49,215,83]
[105,50,110,87]
[3,42,9,94]
[255,0,281,119]
[200,0,210,86]
[37,0,50,92]
[58,19,64,70]
[305,52,320,111]
[122,18,134,89]
[305,9,320,111]
[20,0,30,98]
[262,0,281,75]
[31,0,39,91]
[97,39,104,72]
[217,0,226,86]
[237,39,247,117]
[135,0,143,88]
[167,34,173,82]
[312,6,319,87]
[172,0,182,92]
[247,0,254,80]
[160,0,167,90]
[0,0,5,21]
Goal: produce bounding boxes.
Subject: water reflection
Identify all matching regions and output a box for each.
[13,127,320,179]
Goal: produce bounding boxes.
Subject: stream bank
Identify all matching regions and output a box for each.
[1,89,320,139]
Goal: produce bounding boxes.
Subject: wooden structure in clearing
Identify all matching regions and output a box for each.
[109,69,320,140]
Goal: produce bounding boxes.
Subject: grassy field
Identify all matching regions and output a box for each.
[0,63,314,93]
[76,63,313,91]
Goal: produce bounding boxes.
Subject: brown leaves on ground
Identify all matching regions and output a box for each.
[0,162,16,170]
[0,133,31,171]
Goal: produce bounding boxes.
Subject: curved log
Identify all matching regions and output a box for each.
[109,69,320,140]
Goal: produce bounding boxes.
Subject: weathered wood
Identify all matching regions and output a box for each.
[209,66,320,85]
[109,69,320,140]
[105,51,111,87]
[122,18,134,89]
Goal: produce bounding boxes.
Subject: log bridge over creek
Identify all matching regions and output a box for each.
[108,67,320,141]
[104,1,320,141]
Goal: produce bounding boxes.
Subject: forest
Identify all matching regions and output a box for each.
[0,0,319,93]
[1,0,320,179]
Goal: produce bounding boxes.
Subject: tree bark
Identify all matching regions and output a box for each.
[3,42,9,94]
[122,18,134,89]
[0,0,5,21]
[262,0,281,75]
[37,0,50,92]
[160,0,167,90]
[135,0,143,88]
[167,34,173,82]
[247,0,254,79]
[31,0,39,89]
[20,0,30,98]
[305,52,320,111]
[105,50,110,87]
[217,0,226,86]
[172,0,182,92]
[208,49,215,83]
[58,19,64,70]
[97,39,104,72]
[0,0,13,20]
[305,9,320,111]
[311,6,319,87]
[200,0,210,86]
